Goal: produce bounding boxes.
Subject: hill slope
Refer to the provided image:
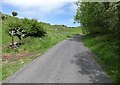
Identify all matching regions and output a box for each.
[1,14,82,80]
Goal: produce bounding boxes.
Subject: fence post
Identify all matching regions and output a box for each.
[12,31,14,48]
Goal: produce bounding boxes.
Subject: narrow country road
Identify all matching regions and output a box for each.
[3,35,111,83]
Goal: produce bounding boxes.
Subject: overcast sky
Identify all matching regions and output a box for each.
[1,0,80,27]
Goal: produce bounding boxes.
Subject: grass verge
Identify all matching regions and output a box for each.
[82,33,119,83]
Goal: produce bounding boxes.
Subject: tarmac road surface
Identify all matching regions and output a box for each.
[3,35,111,83]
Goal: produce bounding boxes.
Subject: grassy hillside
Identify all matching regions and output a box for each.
[1,14,82,80]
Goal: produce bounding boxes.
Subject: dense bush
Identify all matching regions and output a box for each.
[0,14,7,20]
[21,18,46,37]
[8,18,46,38]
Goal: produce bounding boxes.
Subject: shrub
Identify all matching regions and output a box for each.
[8,18,46,38]
[1,15,7,20]
[12,12,18,17]
[22,18,46,37]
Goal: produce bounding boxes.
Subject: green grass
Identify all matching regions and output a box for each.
[1,14,82,80]
[0,20,2,81]
[82,33,119,83]
[2,56,36,79]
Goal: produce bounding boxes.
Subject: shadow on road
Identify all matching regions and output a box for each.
[67,34,83,42]
[68,34,111,83]
[70,51,112,83]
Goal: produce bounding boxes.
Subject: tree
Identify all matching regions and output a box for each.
[12,12,18,17]
[74,2,120,34]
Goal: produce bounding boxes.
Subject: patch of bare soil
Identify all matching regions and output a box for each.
[2,52,41,61]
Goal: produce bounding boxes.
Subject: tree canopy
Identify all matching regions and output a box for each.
[12,12,18,17]
[74,2,120,34]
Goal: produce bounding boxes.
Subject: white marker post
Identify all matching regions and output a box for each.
[11,31,14,48]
